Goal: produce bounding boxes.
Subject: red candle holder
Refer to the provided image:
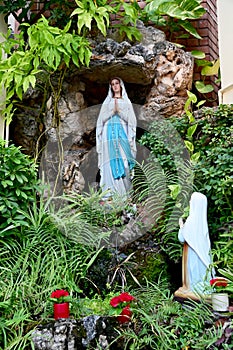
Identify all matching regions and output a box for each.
[53,302,70,319]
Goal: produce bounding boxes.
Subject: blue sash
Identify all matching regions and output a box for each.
[107,114,135,180]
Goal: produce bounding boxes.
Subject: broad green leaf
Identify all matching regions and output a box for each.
[95,15,106,36]
[119,26,142,41]
[28,75,36,88]
[187,124,197,137]
[74,0,84,9]
[191,152,200,163]
[16,174,23,183]
[63,21,71,33]
[1,181,7,188]
[21,192,28,200]
[145,0,172,14]
[78,13,92,33]
[45,32,55,45]
[195,81,214,94]
[5,179,13,186]
[57,46,68,55]
[7,89,15,99]
[16,86,23,100]
[201,59,220,76]
[185,110,195,123]
[46,48,55,68]
[101,11,110,27]
[63,37,72,54]
[63,54,70,67]
[184,140,194,153]
[41,46,50,65]
[168,184,181,200]
[195,59,212,67]
[187,90,197,103]
[14,73,22,87]
[196,100,206,108]
[72,54,80,67]
[191,50,205,59]
[23,77,30,92]
[33,56,40,69]
[10,174,15,181]
[123,3,137,19]
[53,50,61,69]
[84,48,92,66]
[70,8,84,17]
[180,20,202,39]
[159,1,205,20]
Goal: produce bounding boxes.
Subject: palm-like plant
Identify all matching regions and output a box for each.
[132,159,194,263]
[0,194,106,349]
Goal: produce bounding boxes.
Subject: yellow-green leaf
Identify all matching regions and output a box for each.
[195,81,214,94]
[191,152,200,163]
[191,50,205,59]
[187,124,197,138]
[184,140,194,153]
[23,77,30,92]
[201,59,220,76]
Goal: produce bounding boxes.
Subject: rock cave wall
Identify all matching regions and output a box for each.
[10,22,194,195]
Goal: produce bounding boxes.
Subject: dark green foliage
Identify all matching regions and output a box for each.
[60,189,126,228]
[134,252,169,283]
[0,139,40,229]
[114,280,226,350]
[139,117,189,174]
[132,158,194,264]
[143,0,205,40]
[193,105,233,233]
[0,196,103,349]
[139,105,233,263]
[0,0,76,29]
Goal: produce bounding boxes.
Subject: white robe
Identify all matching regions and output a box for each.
[96,79,136,199]
[178,192,213,294]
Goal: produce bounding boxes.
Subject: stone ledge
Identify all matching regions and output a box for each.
[32,316,126,350]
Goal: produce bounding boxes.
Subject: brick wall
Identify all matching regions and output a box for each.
[196,0,219,103]
[145,0,219,103]
[113,0,219,103]
[173,0,219,103]
[174,1,218,60]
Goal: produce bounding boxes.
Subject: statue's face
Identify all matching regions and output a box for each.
[110,79,121,96]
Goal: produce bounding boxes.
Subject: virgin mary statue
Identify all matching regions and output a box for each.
[96,78,137,199]
[174,192,214,300]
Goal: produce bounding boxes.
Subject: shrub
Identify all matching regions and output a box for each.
[193,105,233,233]
[0,139,41,229]
[140,105,232,231]
[138,105,233,264]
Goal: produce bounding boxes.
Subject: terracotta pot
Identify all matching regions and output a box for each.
[53,302,70,319]
[117,306,132,324]
[211,293,229,312]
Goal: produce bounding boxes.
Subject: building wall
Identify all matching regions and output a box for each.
[121,1,219,103]
[163,0,219,104]
[0,15,7,140]
[217,0,233,104]
[185,0,219,103]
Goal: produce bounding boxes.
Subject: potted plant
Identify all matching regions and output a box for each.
[109,292,135,324]
[50,289,72,319]
[210,277,229,312]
